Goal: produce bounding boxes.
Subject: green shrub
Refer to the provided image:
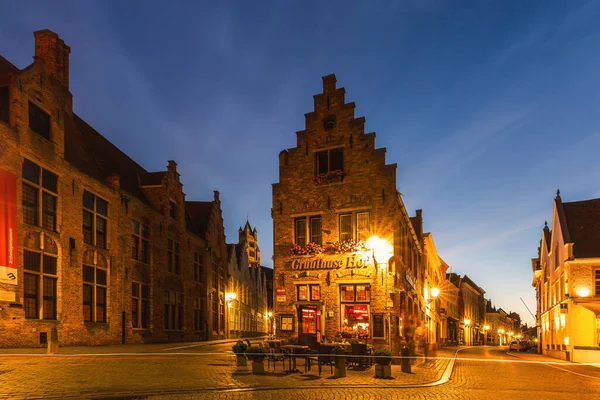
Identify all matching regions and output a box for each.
[246,345,268,361]
[232,340,248,354]
[373,348,392,365]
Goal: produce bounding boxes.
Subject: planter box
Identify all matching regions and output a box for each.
[236,354,247,367]
[251,360,265,374]
[375,364,392,378]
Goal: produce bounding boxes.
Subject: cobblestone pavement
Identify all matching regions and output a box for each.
[2,344,598,399]
[149,346,600,400]
[0,342,451,399]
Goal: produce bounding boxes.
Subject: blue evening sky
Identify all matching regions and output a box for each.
[4,0,600,326]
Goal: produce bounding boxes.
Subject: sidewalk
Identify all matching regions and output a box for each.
[0,345,459,399]
[0,336,264,355]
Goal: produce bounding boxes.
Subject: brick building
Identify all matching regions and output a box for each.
[226,221,269,336]
[272,75,425,354]
[532,191,600,362]
[0,30,229,347]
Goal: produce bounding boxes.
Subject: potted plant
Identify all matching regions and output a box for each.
[232,340,248,367]
[374,348,393,378]
[332,345,347,378]
[246,345,268,374]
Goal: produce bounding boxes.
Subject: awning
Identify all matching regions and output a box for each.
[574,301,600,316]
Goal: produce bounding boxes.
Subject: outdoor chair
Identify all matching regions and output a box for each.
[349,343,371,369]
[265,341,286,371]
[317,344,335,376]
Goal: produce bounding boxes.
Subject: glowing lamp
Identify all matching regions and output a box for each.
[225,292,237,302]
[576,287,590,297]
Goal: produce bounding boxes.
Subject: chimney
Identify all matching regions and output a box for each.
[322,74,337,94]
[214,190,220,202]
[167,160,178,173]
[34,30,71,89]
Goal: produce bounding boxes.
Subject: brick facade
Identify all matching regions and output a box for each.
[272,75,425,354]
[0,30,229,347]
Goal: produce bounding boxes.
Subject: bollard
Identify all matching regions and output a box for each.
[401,346,411,373]
[47,328,59,354]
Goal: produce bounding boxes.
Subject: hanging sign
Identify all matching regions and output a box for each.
[0,169,17,285]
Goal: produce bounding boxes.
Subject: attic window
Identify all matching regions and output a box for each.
[323,116,336,131]
[28,101,50,140]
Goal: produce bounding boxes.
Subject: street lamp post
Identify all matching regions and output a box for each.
[267,311,273,337]
[464,318,471,345]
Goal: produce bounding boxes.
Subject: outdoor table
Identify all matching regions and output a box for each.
[281,344,309,373]
[263,339,281,349]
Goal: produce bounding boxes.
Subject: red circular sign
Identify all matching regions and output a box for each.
[276,286,285,295]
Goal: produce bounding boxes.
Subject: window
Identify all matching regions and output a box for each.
[212,296,218,331]
[219,266,225,292]
[340,284,370,302]
[339,212,370,242]
[296,284,321,301]
[83,263,107,323]
[219,299,225,331]
[340,214,352,242]
[294,216,322,246]
[24,249,57,320]
[83,191,108,249]
[315,147,344,175]
[194,297,204,331]
[310,217,322,245]
[169,201,176,218]
[164,290,183,330]
[22,159,58,231]
[167,239,180,273]
[595,269,600,296]
[131,282,150,329]
[280,315,294,332]
[212,261,218,290]
[132,220,150,263]
[194,252,204,282]
[295,217,307,247]
[356,212,369,241]
[28,101,50,139]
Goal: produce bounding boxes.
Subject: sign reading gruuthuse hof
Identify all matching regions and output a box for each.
[0,169,18,285]
[289,253,373,270]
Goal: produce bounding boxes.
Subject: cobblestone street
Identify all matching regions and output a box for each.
[0,341,451,399]
[1,344,599,399]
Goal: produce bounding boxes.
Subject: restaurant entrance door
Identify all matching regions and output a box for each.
[298,305,320,345]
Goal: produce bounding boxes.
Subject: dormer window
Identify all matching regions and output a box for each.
[316,147,343,175]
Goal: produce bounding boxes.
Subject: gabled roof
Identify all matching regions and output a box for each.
[560,196,600,258]
[554,191,571,244]
[185,201,213,239]
[66,114,151,204]
[542,221,551,252]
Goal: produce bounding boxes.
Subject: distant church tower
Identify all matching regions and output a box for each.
[238,221,260,266]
